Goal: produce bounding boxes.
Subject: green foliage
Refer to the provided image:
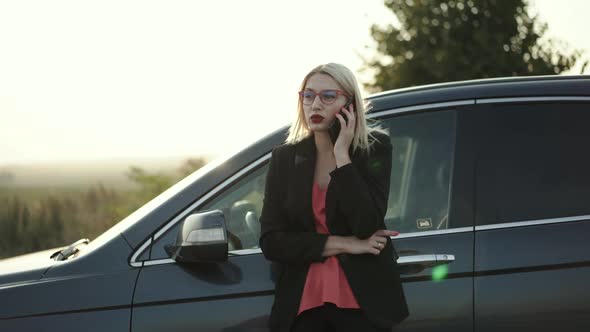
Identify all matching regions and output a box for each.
[177,157,207,178]
[365,0,587,91]
[0,158,206,259]
[126,166,175,207]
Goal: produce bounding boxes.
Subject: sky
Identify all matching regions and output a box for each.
[1,0,588,166]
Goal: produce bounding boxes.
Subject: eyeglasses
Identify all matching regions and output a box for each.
[298,89,350,105]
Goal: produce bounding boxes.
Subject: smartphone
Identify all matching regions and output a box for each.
[329,99,354,143]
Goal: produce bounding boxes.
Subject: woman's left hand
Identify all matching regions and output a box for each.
[333,105,355,165]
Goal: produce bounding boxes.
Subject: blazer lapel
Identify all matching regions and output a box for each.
[292,135,317,232]
[291,135,364,233]
[325,145,363,232]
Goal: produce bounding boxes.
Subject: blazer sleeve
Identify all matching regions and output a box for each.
[329,134,393,239]
[259,146,329,264]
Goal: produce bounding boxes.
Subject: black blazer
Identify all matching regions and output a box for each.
[259,132,409,332]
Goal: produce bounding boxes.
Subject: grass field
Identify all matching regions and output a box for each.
[0,156,210,259]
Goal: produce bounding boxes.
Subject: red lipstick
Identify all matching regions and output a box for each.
[310,114,324,123]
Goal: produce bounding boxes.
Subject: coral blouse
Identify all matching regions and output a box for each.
[297,182,360,315]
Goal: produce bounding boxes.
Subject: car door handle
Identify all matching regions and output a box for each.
[396,254,455,267]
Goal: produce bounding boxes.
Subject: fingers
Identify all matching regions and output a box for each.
[375,229,400,237]
[334,108,355,129]
[334,112,346,128]
[369,248,381,255]
[372,235,387,243]
[369,237,387,255]
[340,107,355,129]
[368,230,401,255]
[356,230,401,256]
[342,102,354,113]
[368,238,382,255]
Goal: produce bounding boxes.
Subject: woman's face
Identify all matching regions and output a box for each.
[301,73,350,132]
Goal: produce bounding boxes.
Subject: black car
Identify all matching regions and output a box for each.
[2,75,590,332]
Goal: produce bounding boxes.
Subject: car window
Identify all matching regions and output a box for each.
[150,164,268,259]
[379,109,457,233]
[474,103,590,226]
[149,109,458,260]
[199,165,268,250]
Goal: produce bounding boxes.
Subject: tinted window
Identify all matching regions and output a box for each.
[475,103,590,225]
[200,165,267,250]
[149,108,458,259]
[380,109,457,233]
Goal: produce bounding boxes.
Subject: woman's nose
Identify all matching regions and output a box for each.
[311,95,323,109]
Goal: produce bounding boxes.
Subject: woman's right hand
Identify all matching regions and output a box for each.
[347,229,400,255]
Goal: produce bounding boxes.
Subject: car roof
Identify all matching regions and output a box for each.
[367,75,590,112]
[122,74,590,250]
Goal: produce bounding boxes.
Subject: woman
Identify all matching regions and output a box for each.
[259,63,408,332]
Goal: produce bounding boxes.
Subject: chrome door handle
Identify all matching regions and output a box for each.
[396,254,455,267]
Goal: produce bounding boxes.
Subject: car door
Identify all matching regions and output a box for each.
[129,101,475,332]
[131,159,275,332]
[470,100,590,331]
[375,104,475,332]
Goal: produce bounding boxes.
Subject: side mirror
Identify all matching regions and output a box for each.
[165,210,228,263]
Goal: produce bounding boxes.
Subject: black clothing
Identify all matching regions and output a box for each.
[259,132,409,332]
[291,303,392,332]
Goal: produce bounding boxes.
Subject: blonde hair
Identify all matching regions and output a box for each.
[285,63,388,153]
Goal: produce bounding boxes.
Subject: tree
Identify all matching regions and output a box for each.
[365,0,588,91]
